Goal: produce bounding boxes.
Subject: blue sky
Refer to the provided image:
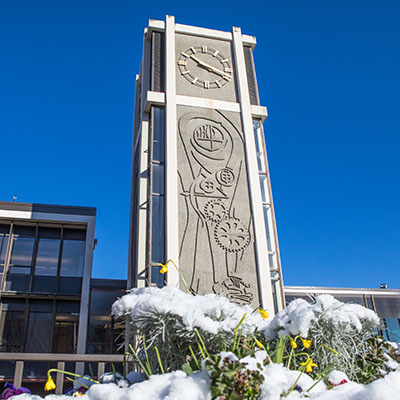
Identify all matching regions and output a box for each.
[1,1,399,288]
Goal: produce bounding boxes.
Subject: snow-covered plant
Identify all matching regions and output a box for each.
[265,295,382,382]
[112,286,267,374]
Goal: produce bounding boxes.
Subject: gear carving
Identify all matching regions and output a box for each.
[214,218,250,253]
[204,200,227,223]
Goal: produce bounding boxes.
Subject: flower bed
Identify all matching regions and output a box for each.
[6,285,400,399]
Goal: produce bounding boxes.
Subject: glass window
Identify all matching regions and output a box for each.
[60,240,85,277]
[9,266,30,274]
[332,295,365,306]
[253,120,266,173]
[259,175,268,203]
[32,276,57,293]
[0,310,25,352]
[52,314,79,353]
[151,195,164,263]
[385,318,400,342]
[151,265,164,288]
[58,277,82,294]
[263,205,272,252]
[87,315,112,354]
[24,312,53,353]
[5,274,30,292]
[10,236,35,266]
[152,164,164,195]
[0,234,9,265]
[34,238,60,276]
[374,296,400,319]
[153,108,165,163]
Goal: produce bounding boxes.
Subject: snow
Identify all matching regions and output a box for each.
[112,285,268,335]
[326,370,349,385]
[264,295,380,339]
[10,291,399,400]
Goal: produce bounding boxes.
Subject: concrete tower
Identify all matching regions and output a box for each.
[129,16,284,314]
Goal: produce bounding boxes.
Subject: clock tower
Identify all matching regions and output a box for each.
[129,16,284,314]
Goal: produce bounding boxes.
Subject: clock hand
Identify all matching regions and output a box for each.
[190,55,230,78]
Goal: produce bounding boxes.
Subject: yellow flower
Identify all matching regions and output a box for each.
[258,308,269,319]
[301,338,312,349]
[290,339,297,349]
[44,376,56,391]
[300,358,318,373]
[158,262,168,274]
[254,337,265,349]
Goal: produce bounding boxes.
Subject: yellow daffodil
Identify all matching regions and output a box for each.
[258,308,269,319]
[254,337,265,349]
[290,339,297,349]
[300,358,318,373]
[44,376,56,391]
[301,338,312,349]
[158,262,168,274]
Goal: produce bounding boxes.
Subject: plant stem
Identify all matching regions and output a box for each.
[154,346,165,374]
[129,344,150,378]
[287,368,305,395]
[233,313,247,352]
[142,336,152,375]
[189,345,200,369]
[166,259,192,295]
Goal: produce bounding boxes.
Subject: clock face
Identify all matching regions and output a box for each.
[177,46,233,89]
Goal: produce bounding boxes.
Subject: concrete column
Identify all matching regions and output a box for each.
[164,15,180,286]
[232,26,275,315]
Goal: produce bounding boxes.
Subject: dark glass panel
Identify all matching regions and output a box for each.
[24,312,52,353]
[151,265,164,288]
[374,296,400,318]
[152,107,165,162]
[89,290,120,316]
[13,225,35,236]
[34,238,60,276]
[0,223,10,234]
[23,361,53,378]
[56,300,80,314]
[52,314,79,353]
[0,361,16,378]
[0,310,25,352]
[151,195,164,263]
[32,276,57,293]
[152,164,164,195]
[63,228,86,240]
[87,315,112,354]
[38,226,61,239]
[10,236,35,266]
[29,300,53,312]
[1,298,26,311]
[285,294,314,305]
[332,295,365,306]
[60,240,85,277]
[58,277,82,295]
[5,274,29,292]
[0,234,9,264]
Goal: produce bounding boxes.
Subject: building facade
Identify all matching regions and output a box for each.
[0,201,96,378]
[129,17,284,314]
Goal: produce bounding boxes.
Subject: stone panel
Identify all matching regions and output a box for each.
[175,33,238,102]
[177,106,259,305]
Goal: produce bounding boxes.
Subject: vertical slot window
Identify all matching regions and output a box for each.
[149,107,165,288]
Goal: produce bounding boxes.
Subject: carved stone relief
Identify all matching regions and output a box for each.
[177,107,260,305]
